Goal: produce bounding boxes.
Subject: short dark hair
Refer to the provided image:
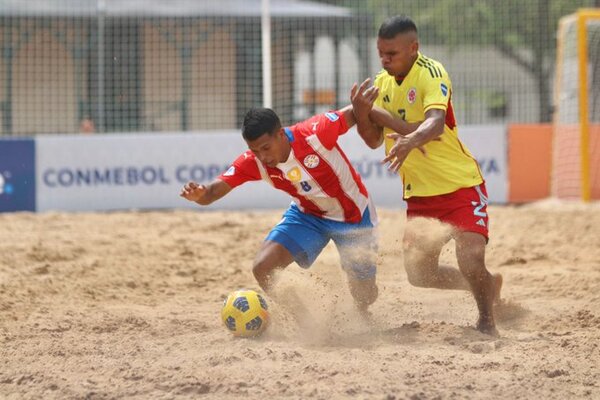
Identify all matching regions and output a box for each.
[378,15,417,39]
[242,108,282,141]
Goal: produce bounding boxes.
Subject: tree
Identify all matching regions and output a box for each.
[314,0,595,122]
[405,0,595,122]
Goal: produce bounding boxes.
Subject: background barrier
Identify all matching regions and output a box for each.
[508,124,553,203]
[1,124,507,212]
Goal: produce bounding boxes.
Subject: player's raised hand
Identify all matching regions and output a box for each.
[382,133,415,172]
[351,78,379,119]
[180,181,208,203]
[382,130,443,171]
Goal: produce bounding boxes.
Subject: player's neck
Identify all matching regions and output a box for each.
[396,54,419,82]
[279,143,292,164]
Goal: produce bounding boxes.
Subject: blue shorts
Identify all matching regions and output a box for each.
[265,203,378,280]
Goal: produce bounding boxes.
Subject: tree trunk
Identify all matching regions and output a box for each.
[535,65,553,123]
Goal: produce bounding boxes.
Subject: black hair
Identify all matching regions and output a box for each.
[378,15,418,39]
[242,108,282,141]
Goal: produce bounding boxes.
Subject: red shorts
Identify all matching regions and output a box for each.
[405,184,489,239]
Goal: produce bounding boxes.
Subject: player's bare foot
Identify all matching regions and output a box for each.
[493,273,503,306]
[476,316,498,336]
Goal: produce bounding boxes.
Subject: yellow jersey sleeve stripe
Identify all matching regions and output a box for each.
[424,103,448,112]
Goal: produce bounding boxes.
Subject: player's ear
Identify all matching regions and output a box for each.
[411,39,419,55]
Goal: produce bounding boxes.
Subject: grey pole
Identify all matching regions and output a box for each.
[97,0,106,132]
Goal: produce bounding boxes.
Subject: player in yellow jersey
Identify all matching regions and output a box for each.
[351,15,502,334]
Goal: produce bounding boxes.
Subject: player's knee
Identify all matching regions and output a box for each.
[404,263,432,287]
[456,252,486,280]
[405,271,428,287]
[354,286,378,308]
[457,260,486,282]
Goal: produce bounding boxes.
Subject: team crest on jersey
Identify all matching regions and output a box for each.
[407,87,417,104]
[303,154,320,168]
[440,83,448,97]
[223,166,235,176]
[286,167,302,182]
[325,112,339,122]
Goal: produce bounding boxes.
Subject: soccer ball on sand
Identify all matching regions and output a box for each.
[221,289,270,337]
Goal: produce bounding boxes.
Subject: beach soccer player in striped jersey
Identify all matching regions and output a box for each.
[350,15,502,334]
[180,107,379,315]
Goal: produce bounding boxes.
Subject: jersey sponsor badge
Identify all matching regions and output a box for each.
[407,87,417,104]
[325,112,339,122]
[223,166,235,176]
[440,83,448,97]
[303,154,320,168]
[286,166,302,182]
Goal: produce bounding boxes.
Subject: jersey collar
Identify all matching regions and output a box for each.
[283,127,294,142]
[396,51,422,86]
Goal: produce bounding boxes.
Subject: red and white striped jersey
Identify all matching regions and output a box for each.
[218,111,370,223]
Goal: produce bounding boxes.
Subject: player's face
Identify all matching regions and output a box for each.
[377,32,419,77]
[246,130,289,168]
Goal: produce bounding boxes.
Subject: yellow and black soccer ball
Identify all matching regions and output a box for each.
[221,289,270,337]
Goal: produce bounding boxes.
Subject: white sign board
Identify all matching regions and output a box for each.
[35,126,506,212]
[36,132,289,212]
[458,125,507,203]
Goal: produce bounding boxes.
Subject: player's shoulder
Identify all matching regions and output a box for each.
[286,120,313,143]
[414,53,449,80]
[235,149,257,164]
[226,150,261,180]
[296,111,341,131]
[374,70,396,95]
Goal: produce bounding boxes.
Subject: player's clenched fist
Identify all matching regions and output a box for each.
[180,181,207,203]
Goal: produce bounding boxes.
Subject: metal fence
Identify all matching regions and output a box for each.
[0,0,596,135]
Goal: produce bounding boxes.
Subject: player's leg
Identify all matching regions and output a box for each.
[336,236,379,312]
[347,277,378,312]
[332,205,379,312]
[403,218,469,290]
[255,205,331,326]
[454,230,498,334]
[252,239,314,327]
[446,184,501,334]
[252,240,295,292]
[254,205,329,292]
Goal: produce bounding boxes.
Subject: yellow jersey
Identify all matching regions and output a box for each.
[373,52,483,199]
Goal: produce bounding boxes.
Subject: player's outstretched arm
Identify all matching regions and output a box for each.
[383,108,445,172]
[179,179,232,206]
[369,106,421,136]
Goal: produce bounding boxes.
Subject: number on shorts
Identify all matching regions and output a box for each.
[471,185,488,217]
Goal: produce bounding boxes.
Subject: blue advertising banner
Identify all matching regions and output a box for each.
[0,139,36,212]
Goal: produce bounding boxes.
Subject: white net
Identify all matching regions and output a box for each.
[553,12,600,200]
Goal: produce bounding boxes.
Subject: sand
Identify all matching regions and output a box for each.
[1,202,599,399]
